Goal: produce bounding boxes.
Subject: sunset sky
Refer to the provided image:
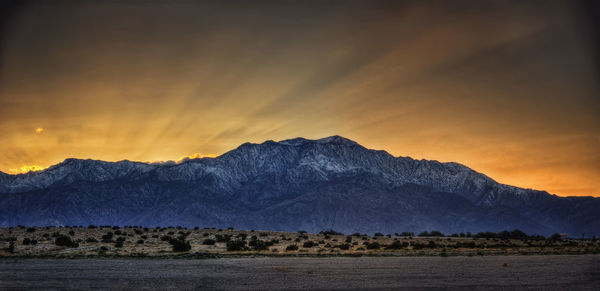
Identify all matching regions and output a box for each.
[1,0,599,196]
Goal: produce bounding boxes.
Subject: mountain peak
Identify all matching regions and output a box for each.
[279,135,359,146]
[316,135,359,146]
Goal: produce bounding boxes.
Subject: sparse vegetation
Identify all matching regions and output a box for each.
[102,232,114,243]
[251,240,271,251]
[319,229,344,236]
[418,231,444,237]
[549,233,562,241]
[302,241,317,248]
[337,243,351,250]
[215,234,232,242]
[55,235,79,248]
[202,239,216,245]
[170,239,191,252]
[385,241,408,250]
[285,244,299,251]
[366,242,380,249]
[226,240,247,251]
[1,226,597,257]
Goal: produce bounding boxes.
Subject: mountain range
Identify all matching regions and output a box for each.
[1,136,598,236]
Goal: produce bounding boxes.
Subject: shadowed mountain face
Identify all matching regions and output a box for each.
[0,136,598,236]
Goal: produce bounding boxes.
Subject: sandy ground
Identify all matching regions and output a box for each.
[0,255,598,290]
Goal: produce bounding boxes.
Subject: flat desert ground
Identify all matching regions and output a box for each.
[1,255,599,290]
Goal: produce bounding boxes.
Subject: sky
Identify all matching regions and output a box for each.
[0,0,599,196]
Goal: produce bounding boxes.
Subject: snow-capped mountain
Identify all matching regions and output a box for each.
[0,136,598,236]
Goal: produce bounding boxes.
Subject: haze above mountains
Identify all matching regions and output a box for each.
[1,136,598,236]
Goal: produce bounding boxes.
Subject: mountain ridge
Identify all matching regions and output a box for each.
[0,136,519,194]
[1,136,598,235]
[0,135,568,195]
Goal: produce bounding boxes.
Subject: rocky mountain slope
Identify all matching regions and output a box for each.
[1,136,598,236]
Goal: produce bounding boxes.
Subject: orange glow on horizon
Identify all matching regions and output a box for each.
[4,153,218,175]
[8,165,49,174]
[176,153,218,163]
[130,153,220,165]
